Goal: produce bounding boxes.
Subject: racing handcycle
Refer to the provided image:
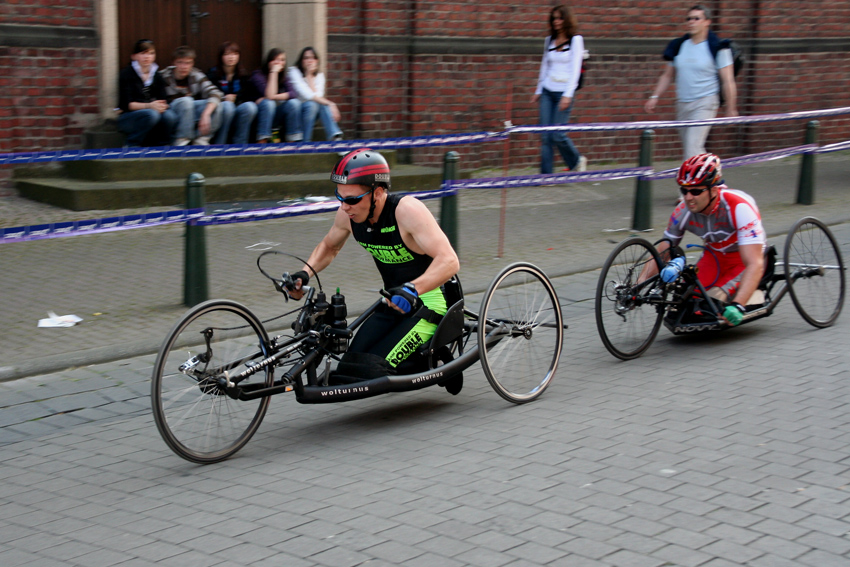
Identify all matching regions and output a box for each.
[151,253,565,463]
[595,216,845,360]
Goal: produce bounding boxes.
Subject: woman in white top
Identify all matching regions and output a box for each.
[287,47,343,142]
[532,5,586,174]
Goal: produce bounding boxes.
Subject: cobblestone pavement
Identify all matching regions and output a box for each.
[1,154,848,380]
[0,239,848,566]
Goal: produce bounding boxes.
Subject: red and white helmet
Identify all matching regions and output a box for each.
[676,153,722,187]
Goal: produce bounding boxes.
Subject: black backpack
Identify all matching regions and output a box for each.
[663,32,744,103]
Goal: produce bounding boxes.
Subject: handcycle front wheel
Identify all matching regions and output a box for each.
[595,237,666,360]
[784,217,845,328]
[151,300,273,464]
[478,263,563,404]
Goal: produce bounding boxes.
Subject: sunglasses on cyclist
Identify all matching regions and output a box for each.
[679,186,710,197]
[334,187,373,205]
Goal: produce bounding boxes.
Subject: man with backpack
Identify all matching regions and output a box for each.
[644,4,739,159]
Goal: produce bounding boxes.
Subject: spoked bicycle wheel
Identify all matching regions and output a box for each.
[784,217,845,328]
[595,237,665,360]
[478,263,563,403]
[151,300,273,463]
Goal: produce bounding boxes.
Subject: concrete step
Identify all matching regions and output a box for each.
[15,151,398,182]
[15,164,446,211]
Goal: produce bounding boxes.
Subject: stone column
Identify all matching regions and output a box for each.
[98,0,120,119]
[263,0,327,71]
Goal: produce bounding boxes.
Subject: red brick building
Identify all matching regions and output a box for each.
[2,1,849,188]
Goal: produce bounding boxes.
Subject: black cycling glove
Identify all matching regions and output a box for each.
[387,283,421,314]
[290,270,310,289]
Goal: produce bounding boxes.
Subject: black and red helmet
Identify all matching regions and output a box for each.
[330,148,391,190]
[676,153,722,187]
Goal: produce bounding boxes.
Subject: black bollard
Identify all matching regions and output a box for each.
[184,173,208,306]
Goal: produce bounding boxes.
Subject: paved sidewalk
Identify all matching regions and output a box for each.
[1,153,849,380]
[0,257,848,566]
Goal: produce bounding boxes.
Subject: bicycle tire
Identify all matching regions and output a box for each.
[478,263,563,404]
[151,300,273,463]
[784,217,845,328]
[595,237,665,360]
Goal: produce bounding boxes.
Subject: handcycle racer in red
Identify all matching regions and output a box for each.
[655,153,765,326]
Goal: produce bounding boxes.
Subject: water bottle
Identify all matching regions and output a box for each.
[660,257,685,283]
[329,289,348,353]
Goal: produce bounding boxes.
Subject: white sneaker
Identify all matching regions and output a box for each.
[192,136,211,146]
[173,138,191,146]
[577,156,588,172]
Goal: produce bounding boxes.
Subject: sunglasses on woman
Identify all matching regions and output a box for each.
[334,187,373,205]
[679,186,710,197]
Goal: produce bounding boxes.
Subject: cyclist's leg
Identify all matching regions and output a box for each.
[349,288,447,369]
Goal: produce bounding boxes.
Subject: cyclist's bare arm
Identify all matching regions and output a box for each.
[289,209,352,299]
[638,240,669,282]
[730,243,765,305]
[396,196,460,295]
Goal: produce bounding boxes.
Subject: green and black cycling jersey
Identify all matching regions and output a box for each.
[350,193,434,290]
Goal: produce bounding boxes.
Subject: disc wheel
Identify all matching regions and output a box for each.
[151,300,273,463]
[595,237,665,360]
[478,263,563,403]
[784,217,845,328]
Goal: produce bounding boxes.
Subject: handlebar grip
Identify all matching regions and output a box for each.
[379,289,392,300]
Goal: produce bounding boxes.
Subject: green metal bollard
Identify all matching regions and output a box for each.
[632,129,655,231]
[796,120,819,205]
[440,151,460,252]
[184,173,208,307]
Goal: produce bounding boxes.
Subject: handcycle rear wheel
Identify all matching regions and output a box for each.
[595,237,665,360]
[151,300,273,464]
[784,217,845,328]
[478,263,563,403]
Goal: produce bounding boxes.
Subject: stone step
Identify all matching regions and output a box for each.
[15,164,446,211]
[15,151,398,182]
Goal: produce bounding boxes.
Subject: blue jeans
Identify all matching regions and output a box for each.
[117,108,176,147]
[301,100,343,142]
[214,100,258,145]
[170,97,223,141]
[256,99,303,142]
[539,88,580,173]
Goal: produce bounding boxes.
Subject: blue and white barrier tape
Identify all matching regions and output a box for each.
[445,167,654,190]
[0,131,508,165]
[1,106,848,166]
[1,209,203,243]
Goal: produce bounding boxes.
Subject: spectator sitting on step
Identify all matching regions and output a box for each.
[206,41,258,145]
[116,39,175,147]
[249,48,303,143]
[161,45,224,146]
[287,46,343,142]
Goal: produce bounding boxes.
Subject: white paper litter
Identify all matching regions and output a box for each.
[38,311,83,328]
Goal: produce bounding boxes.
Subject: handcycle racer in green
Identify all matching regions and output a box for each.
[287,148,463,392]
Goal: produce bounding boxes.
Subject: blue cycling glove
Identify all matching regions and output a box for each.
[723,302,746,326]
[388,283,420,314]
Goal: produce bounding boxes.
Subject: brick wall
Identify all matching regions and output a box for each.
[327,0,850,169]
[0,0,99,190]
[1,0,849,191]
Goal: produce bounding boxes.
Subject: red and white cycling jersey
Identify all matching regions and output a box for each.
[664,186,766,254]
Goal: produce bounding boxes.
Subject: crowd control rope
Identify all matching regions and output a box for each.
[1,106,848,166]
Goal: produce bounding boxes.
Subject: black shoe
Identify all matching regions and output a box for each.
[440,372,463,395]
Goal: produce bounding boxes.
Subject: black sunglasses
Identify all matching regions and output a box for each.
[334,187,373,205]
[685,16,704,21]
[679,186,710,197]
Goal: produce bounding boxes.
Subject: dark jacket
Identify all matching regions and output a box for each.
[206,66,253,104]
[117,64,168,112]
